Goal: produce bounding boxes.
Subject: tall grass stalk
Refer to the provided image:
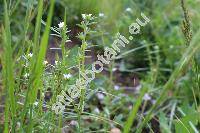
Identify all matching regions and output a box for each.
[33,0,43,57]
[3,0,17,132]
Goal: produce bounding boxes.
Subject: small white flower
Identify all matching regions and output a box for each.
[82,14,92,19]
[16,122,21,128]
[135,84,142,92]
[99,13,104,17]
[112,68,117,72]
[58,22,64,28]
[82,14,86,19]
[128,105,132,110]
[63,74,72,79]
[34,102,38,106]
[43,60,48,65]
[94,108,100,114]
[24,73,29,78]
[28,53,33,58]
[126,7,132,12]
[154,46,159,50]
[87,14,92,18]
[96,93,104,100]
[114,85,120,90]
[55,60,58,65]
[143,93,151,101]
[70,120,78,126]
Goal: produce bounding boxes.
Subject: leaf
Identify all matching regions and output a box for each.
[174,113,199,133]
[175,105,200,133]
[159,112,171,133]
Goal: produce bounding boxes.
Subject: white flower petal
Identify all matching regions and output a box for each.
[58,22,64,28]
[99,13,104,17]
[126,7,132,12]
[43,60,48,65]
[96,93,104,100]
[94,108,100,114]
[143,93,151,101]
[112,68,117,72]
[82,14,86,19]
[114,85,120,90]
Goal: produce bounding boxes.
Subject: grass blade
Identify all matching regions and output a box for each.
[3,0,17,132]
[123,86,148,133]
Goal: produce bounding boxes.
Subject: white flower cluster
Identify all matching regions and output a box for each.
[63,74,72,79]
[28,53,33,58]
[82,14,92,20]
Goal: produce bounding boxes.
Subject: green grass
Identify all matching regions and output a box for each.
[0,0,200,132]
[136,29,200,133]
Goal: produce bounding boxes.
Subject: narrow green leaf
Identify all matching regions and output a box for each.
[123,86,148,133]
[3,0,16,132]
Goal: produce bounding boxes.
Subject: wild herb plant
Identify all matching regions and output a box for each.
[75,14,96,132]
